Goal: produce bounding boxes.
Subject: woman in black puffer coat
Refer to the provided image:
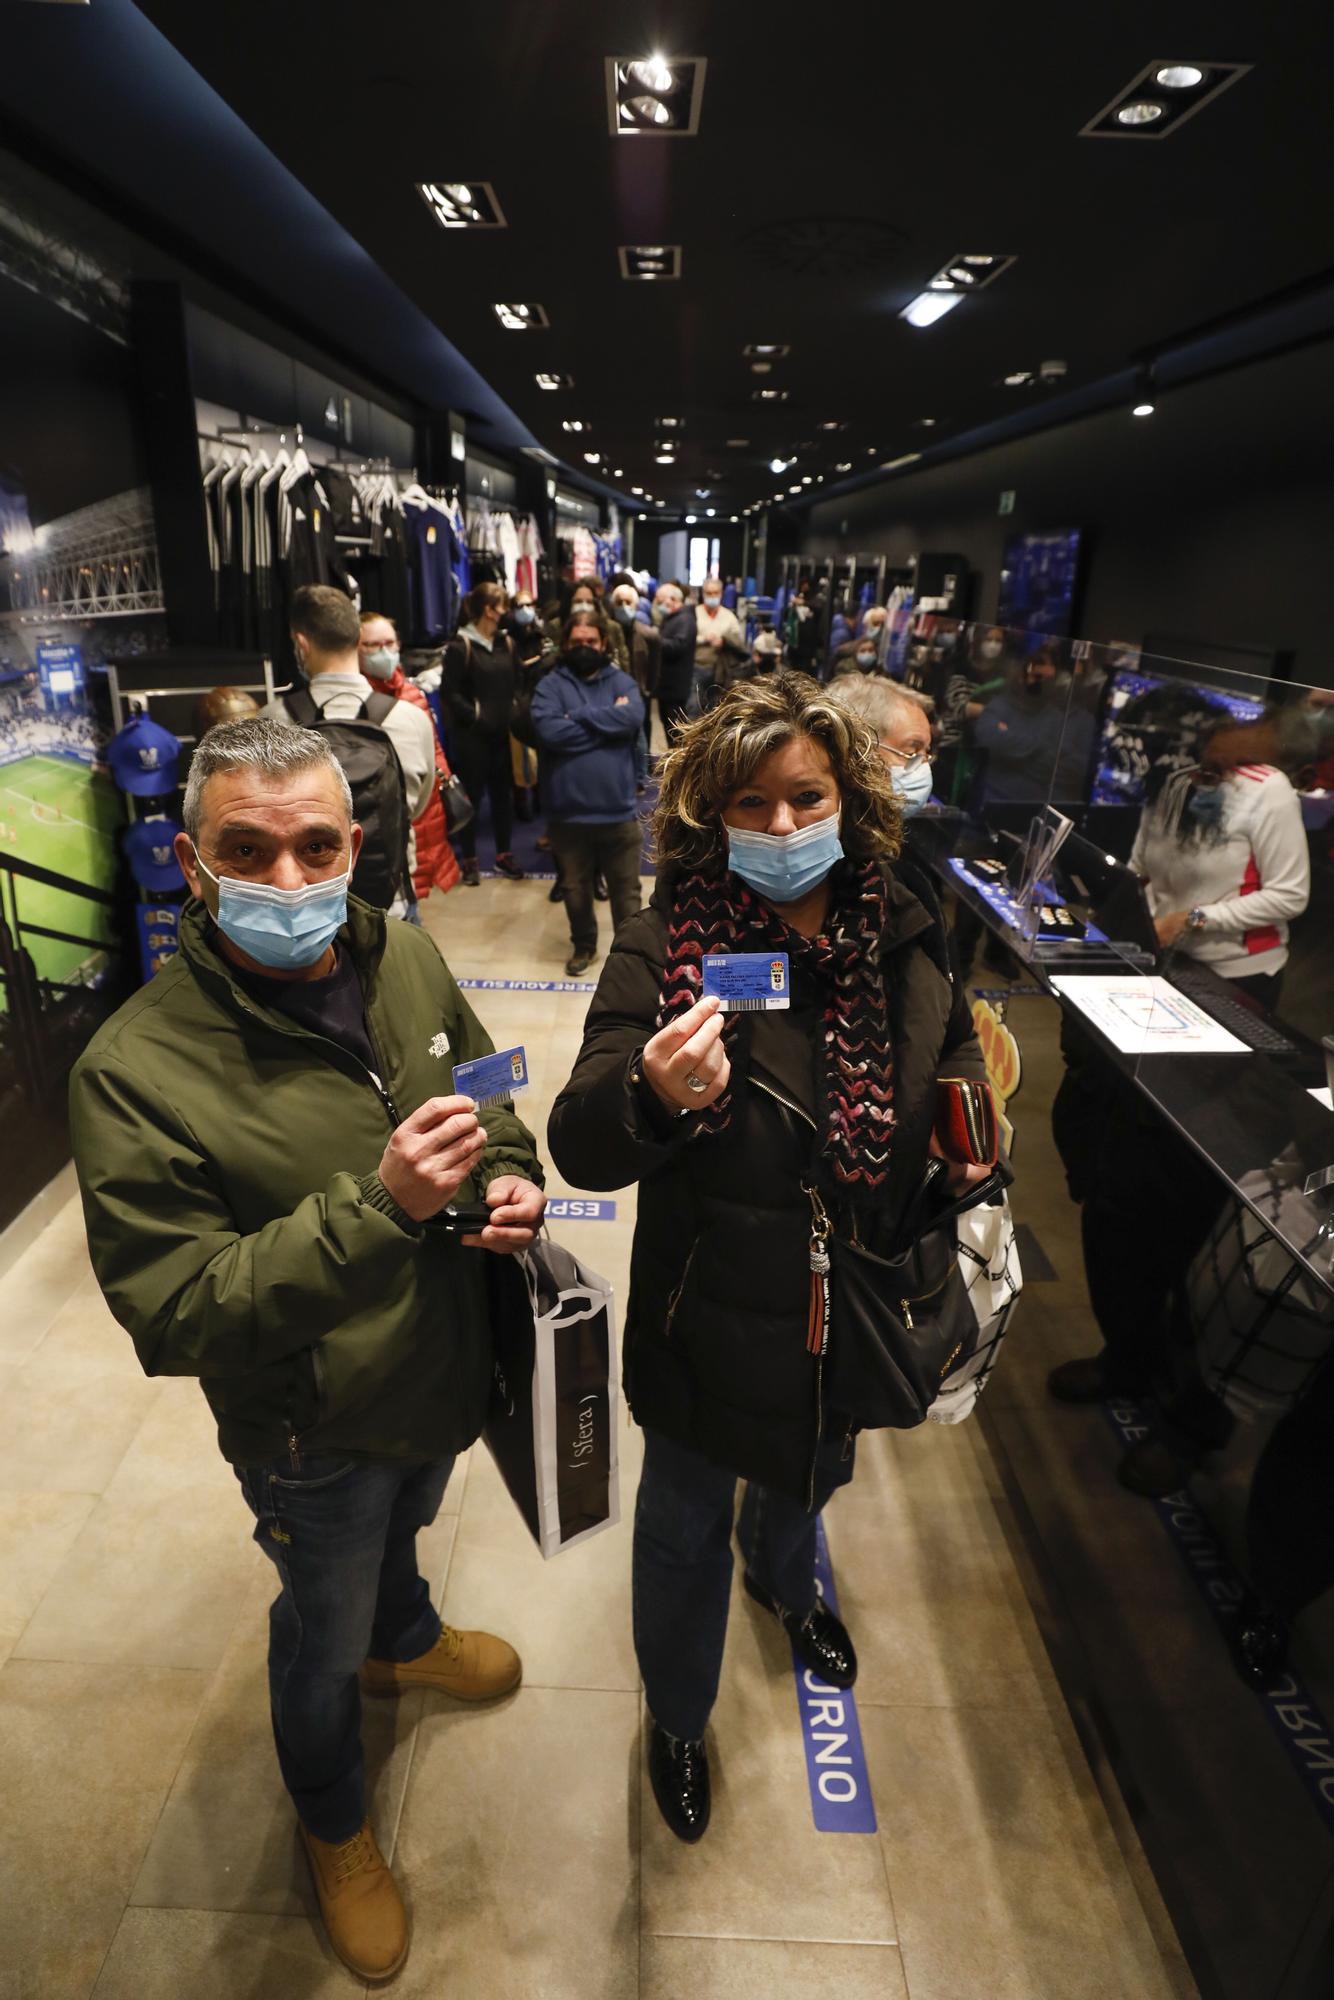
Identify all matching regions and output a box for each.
[548,671,988,1843]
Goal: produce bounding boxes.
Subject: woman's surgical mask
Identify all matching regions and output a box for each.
[571,601,596,621]
[612,600,637,625]
[726,813,843,903]
[890,760,934,817]
[1186,776,1227,828]
[513,604,536,626]
[362,646,399,679]
[195,854,350,970]
[855,648,878,671]
[979,638,1003,660]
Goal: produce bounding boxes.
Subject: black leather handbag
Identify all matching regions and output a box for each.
[809,1157,1015,1431]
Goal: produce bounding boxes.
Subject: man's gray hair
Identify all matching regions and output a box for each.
[827,675,934,737]
[182,716,354,840]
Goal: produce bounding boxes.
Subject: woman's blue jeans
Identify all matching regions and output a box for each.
[236,1451,454,1841]
[632,1427,854,1742]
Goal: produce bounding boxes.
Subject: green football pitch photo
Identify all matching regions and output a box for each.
[0,754,124,1004]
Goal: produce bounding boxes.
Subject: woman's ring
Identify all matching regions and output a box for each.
[685,1070,709,1094]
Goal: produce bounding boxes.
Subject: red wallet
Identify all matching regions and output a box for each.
[934,1078,998,1168]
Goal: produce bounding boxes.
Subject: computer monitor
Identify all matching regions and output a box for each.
[1090,667,1266,809]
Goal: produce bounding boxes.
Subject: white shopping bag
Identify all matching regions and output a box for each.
[929,1191,1023,1424]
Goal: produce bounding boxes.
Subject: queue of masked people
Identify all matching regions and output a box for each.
[71,650,990,1981]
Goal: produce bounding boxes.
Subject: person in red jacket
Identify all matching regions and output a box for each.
[359,613,460,901]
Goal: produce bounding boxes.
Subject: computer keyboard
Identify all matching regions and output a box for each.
[1168,967,1301,1056]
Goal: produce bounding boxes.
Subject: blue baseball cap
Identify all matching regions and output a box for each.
[108,714,180,796]
[124,815,186,892]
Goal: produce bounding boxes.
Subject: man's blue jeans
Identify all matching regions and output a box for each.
[632,1427,855,1742]
[236,1452,455,1842]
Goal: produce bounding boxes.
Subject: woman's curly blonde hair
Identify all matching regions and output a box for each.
[652,669,903,874]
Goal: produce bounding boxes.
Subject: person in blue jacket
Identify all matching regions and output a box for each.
[530,614,646,976]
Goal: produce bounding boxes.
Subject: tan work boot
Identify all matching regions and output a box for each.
[361,1622,522,1702]
[301,1820,407,1981]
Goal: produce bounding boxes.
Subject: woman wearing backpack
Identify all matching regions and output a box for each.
[443,582,526,886]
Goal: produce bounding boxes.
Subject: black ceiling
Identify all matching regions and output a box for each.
[15,2,1334,520]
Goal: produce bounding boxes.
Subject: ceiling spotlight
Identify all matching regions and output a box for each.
[900,291,963,329]
[418,181,506,229]
[685,513,697,524]
[536,373,573,391]
[658,416,683,428]
[560,419,586,433]
[788,485,801,494]
[750,361,773,375]
[768,456,789,473]
[630,485,643,495]
[494,302,548,330]
[637,512,647,520]
[729,514,738,522]
[1082,59,1250,139]
[609,54,706,137]
[834,461,852,472]
[801,476,813,485]
[1003,371,1034,387]
[916,417,938,428]
[583,451,601,463]
[695,487,712,498]
[620,244,682,280]
[705,507,716,517]
[1132,402,1155,417]
[727,437,750,447]
[744,343,791,359]
[962,254,996,267]
[655,451,676,464]
[752,388,789,401]
[818,420,843,431]
[946,266,980,285]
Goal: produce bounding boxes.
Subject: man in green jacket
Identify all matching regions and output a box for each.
[69,716,545,1983]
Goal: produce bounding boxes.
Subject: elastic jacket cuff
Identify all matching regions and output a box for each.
[356,1172,425,1238]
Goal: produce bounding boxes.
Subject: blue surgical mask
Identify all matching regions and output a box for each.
[362,646,399,679]
[891,760,934,817]
[726,813,843,903]
[613,601,637,625]
[855,649,878,670]
[196,855,350,970]
[514,604,536,626]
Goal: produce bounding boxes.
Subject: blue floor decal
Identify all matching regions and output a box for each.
[792,1519,877,1833]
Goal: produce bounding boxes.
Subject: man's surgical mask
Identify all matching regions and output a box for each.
[362,646,399,679]
[703,593,722,609]
[613,601,637,625]
[195,854,349,971]
[890,760,934,817]
[726,814,843,903]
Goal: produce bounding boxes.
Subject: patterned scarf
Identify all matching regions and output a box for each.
[658,861,895,1187]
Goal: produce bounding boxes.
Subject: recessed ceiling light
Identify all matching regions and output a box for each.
[818,420,844,431]
[881,452,922,472]
[946,266,980,286]
[608,56,707,137]
[921,253,1016,300]
[695,487,711,498]
[658,416,683,428]
[752,388,789,401]
[1003,371,1034,387]
[620,244,683,280]
[801,476,813,485]
[418,181,507,229]
[1132,401,1155,417]
[583,451,601,463]
[750,361,773,375]
[705,507,716,517]
[744,343,790,358]
[561,419,586,433]
[685,513,697,524]
[536,372,572,391]
[835,461,852,472]
[962,254,996,267]
[638,512,647,520]
[655,451,676,464]
[900,291,963,328]
[917,417,937,428]
[768,456,788,473]
[730,515,738,522]
[494,302,548,330]
[1081,59,1250,139]
[788,485,801,494]
[726,437,750,448]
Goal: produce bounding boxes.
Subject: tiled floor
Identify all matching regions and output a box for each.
[0,874,1195,1999]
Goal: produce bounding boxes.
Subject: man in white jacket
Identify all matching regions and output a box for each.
[1130,752,1310,997]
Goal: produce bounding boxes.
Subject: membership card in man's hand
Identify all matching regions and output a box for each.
[701,952,790,1012]
[452,1045,530,1108]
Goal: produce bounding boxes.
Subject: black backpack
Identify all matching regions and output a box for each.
[285,686,411,910]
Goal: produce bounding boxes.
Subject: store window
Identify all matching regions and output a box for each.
[688,535,720,587]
